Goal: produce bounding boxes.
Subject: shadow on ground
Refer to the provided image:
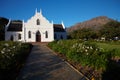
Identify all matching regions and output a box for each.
[102,60,120,80]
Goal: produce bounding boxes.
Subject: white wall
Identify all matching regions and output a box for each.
[5,10,67,42]
[5,31,23,41]
[24,11,54,42]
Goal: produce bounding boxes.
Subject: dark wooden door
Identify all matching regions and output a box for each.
[36,31,41,42]
[36,35,41,42]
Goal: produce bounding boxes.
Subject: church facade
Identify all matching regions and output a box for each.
[5,9,67,42]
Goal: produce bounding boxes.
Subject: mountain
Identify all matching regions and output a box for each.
[67,16,114,33]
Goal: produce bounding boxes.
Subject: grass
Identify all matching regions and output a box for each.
[97,42,120,57]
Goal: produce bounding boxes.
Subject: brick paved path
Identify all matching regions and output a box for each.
[17,43,87,80]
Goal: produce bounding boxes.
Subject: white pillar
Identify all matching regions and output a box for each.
[24,27,26,42]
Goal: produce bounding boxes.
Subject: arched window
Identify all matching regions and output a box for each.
[37,19,40,25]
[18,34,21,40]
[45,31,48,38]
[28,31,31,38]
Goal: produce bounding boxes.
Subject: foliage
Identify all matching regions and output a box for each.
[68,21,120,40]
[0,41,32,80]
[96,41,120,57]
[48,40,118,70]
[99,21,120,39]
[69,28,98,39]
[0,17,9,41]
[48,40,120,79]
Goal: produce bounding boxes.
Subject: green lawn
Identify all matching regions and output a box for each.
[95,42,120,57]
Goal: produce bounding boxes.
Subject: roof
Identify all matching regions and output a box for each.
[54,24,66,32]
[7,22,65,32]
[7,21,22,31]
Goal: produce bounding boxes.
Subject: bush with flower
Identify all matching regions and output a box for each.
[48,40,118,79]
[0,41,32,80]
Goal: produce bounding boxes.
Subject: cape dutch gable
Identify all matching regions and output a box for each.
[5,9,67,42]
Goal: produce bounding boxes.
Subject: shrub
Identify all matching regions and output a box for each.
[48,40,117,70]
[48,40,120,79]
[0,41,32,80]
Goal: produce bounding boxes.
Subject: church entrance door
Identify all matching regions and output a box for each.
[36,31,41,42]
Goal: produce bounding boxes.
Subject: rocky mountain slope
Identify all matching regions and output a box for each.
[67,16,114,33]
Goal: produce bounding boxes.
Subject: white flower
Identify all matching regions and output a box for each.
[85,49,88,52]
[96,49,98,51]
[82,46,85,49]
[13,46,16,49]
[86,46,90,49]
[72,45,75,48]
[7,49,10,52]
[1,50,4,54]
[2,48,6,51]
[4,43,9,47]
[90,46,93,49]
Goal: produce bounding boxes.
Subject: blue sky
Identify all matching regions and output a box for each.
[0,0,120,27]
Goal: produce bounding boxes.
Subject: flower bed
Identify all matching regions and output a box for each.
[0,41,32,80]
[48,40,120,80]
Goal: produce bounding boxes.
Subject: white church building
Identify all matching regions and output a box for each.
[5,9,67,42]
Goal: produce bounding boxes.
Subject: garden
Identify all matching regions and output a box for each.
[0,41,32,80]
[48,40,120,80]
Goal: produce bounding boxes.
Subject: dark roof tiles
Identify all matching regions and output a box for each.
[7,21,22,31]
[54,24,66,32]
[7,22,66,32]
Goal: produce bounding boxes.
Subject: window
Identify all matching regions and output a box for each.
[37,19,40,25]
[18,34,21,40]
[61,35,63,39]
[45,31,48,38]
[54,34,57,39]
[28,31,31,38]
[10,35,14,41]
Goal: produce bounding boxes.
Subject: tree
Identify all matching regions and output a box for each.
[0,17,9,40]
[99,21,120,40]
[69,28,98,40]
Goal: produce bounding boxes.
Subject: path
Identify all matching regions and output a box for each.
[17,43,87,80]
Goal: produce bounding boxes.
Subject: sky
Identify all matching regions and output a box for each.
[0,0,120,27]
